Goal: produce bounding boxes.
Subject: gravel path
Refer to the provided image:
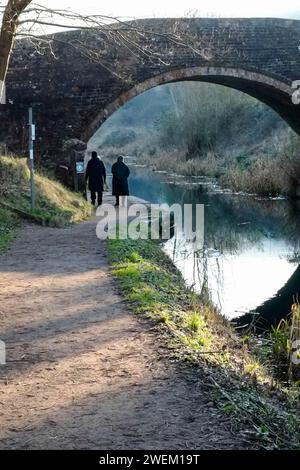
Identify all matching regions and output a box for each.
[0,199,254,449]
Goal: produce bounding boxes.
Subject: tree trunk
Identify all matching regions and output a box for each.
[0,0,31,101]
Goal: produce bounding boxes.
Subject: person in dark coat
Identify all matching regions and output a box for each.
[85,151,106,206]
[111,156,130,206]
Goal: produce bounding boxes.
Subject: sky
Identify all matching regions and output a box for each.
[35,0,300,21]
[1,1,300,36]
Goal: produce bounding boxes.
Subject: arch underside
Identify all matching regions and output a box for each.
[85,67,299,141]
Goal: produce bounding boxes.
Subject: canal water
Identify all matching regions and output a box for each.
[127,166,300,330]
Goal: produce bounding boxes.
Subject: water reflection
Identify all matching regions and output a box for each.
[129,167,300,326]
[165,237,296,320]
[236,265,300,332]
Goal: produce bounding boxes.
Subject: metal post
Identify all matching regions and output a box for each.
[28,107,35,210]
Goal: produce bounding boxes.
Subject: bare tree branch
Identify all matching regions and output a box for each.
[0,1,224,104]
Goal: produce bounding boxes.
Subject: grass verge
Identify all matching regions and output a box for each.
[108,236,300,449]
[0,156,91,250]
[0,156,91,226]
[0,156,91,251]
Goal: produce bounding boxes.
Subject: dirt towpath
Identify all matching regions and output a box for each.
[0,197,254,449]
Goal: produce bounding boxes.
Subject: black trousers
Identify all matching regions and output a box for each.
[91,190,103,206]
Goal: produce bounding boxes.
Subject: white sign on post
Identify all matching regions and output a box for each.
[0,340,6,365]
[0,81,6,105]
[31,124,36,141]
[29,148,34,160]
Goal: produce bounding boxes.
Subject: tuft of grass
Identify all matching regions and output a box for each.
[0,206,19,252]
[108,235,300,449]
[269,302,300,382]
[128,250,142,263]
[157,309,170,324]
[184,311,205,332]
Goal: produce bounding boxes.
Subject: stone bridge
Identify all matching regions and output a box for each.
[1,17,300,168]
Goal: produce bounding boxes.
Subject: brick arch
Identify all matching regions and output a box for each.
[85,66,294,142]
[1,17,300,166]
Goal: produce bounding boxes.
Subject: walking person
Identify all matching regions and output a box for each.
[85,151,106,206]
[111,156,130,206]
